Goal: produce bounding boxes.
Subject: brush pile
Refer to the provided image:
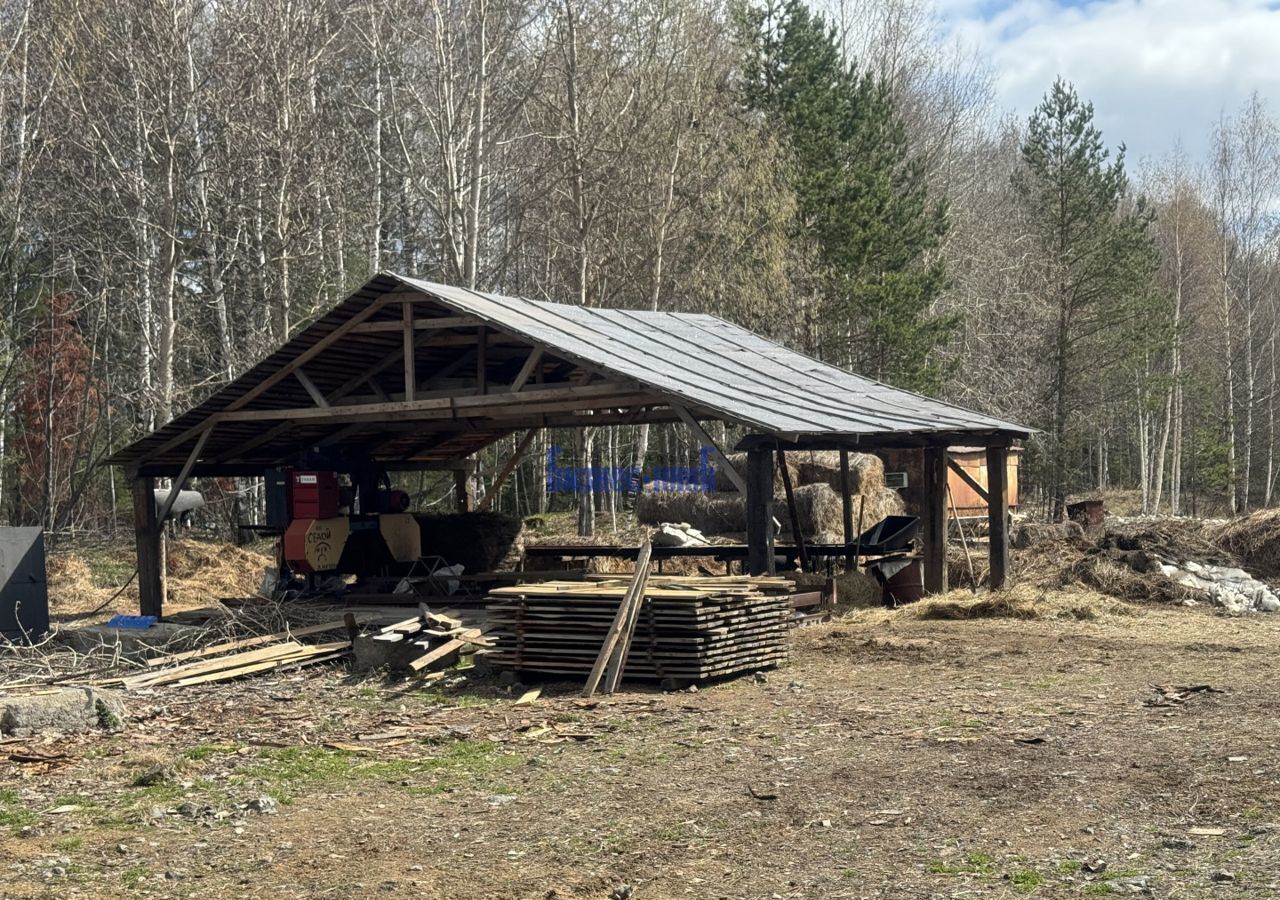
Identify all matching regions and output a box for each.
[485,574,793,683]
[1212,508,1280,578]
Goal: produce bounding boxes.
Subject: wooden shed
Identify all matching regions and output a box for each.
[106,272,1031,617]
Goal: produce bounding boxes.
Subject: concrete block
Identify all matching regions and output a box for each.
[0,686,125,737]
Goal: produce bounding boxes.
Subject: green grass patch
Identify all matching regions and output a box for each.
[1010,870,1043,892]
[53,836,84,851]
[79,548,137,588]
[928,852,997,878]
[1056,860,1081,874]
[122,865,153,888]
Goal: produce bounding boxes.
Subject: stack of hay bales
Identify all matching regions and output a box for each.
[636,451,904,539]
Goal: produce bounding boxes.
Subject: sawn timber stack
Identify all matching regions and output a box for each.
[486,575,792,682]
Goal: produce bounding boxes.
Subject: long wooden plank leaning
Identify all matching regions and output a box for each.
[583,540,653,698]
[603,541,654,694]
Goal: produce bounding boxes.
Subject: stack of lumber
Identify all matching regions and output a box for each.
[486,574,792,682]
[369,607,493,674]
[109,619,359,690]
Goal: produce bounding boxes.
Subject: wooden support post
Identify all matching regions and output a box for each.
[453,468,475,513]
[839,450,854,567]
[477,429,539,512]
[476,326,487,395]
[777,449,808,571]
[745,448,775,576]
[987,445,1010,589]
[402,301,416,402]
[923,446,948,594]
[132,475,165,618]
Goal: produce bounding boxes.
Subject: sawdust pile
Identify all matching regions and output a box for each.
[165,540,275,607]
[1212,508,1280,577]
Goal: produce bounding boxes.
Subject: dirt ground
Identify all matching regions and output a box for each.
[3,598,1279,899]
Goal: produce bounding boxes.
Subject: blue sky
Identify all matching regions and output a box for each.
[934,0,1280,164]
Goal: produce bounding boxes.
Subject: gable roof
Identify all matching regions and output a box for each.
[107,272,1029,475]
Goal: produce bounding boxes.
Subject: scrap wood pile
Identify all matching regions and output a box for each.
[107,619,361,690]
[486,549,793,685]
[369,606,493,677]
[103,606,492,691]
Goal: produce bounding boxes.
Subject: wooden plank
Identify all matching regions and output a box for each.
[476,429,538,512]
[603,540,654,694]
[987,445,1010,589]
[223,296,388,412]
[126,641,308,688]
[169,642,349,687]
[348,314,482,334]
[409,638,464,672]
[923,445,948,594]
[948,457,989,504]
[145,620,358,667]
[155,427,213,524]
[402,301,416,402]
[583,543,653,698]
[509,348,544,392]
[671,404,747,494]
[293,369,330,408]
[476,326,487,395]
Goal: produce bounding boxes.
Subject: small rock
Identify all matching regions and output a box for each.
[1104,875,1152,894]
[246,796,278,815]
[754,672,769,684]
[1160,838,1196,851]
[609,885,633,900]
[1211,871,1236,883]
[686,685,698,694]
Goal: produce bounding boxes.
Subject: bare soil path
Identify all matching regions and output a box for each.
[3,602,1279,899]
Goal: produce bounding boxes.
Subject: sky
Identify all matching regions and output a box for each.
[935,0,1280,165]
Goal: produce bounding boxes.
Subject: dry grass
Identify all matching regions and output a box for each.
[1212,507,1280,577]
[902,583,1138,622]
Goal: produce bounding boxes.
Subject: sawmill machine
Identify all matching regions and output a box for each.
[264,451,422,579]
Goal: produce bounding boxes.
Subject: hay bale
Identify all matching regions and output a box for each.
[1212,508,1280,577]
[634,490,746,533]
[714,452,798,494]
[775,484,843,537]
[791,451,885,494]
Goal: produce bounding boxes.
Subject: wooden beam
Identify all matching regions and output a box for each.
[745,448,775,576]
[348,314,482,334]
[509,348,544,392]
[778,449,808,570]
[454,468,475,512]
[987,446,1010,589]
[132,475,164,619]
[155,427,213,524]
[948,457,989,503]
[402,301,416,402]
[215,382,656,424]
[476,429,539,512]
[840,450,855,567]
[923,445,948,594]
[476,326,487,395]
[293,369,330,408]
[225,297,389,412]
[671,405,747,494]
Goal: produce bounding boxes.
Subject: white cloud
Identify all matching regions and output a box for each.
[938,0,1280,163]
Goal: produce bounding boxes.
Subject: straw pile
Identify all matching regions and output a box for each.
[1212,508,1280,577]
[636,480,904,539]
[713,452,798,494]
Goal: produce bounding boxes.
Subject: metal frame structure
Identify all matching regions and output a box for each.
[107,273,1031,617]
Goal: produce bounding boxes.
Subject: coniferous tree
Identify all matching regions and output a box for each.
[740,0,953,390]
[1014,79,1164,519]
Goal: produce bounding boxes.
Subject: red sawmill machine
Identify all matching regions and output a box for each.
[263,453,422,584]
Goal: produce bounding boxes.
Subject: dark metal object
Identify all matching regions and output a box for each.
[0,527,49,642]
[853,515,920,555]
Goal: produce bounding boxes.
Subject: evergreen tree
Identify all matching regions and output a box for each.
[740,0,953,391]
[1014,79,1165,519]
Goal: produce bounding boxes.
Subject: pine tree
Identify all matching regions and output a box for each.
[1014,79,1164,519]
[740,0,953,390]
